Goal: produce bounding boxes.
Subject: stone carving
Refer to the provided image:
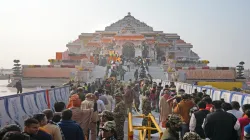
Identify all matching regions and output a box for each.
[118,24,137,34]
[105,12,153,32]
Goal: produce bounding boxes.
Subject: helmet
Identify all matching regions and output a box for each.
[183,132,201,140]
[166,114,182,127]
[100,121,116,131]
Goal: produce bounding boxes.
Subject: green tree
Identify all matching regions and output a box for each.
[12,59,22,77]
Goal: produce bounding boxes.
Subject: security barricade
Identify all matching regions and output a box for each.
[128,113,163,140]
[0,86,70,129]
[174,82,247,106]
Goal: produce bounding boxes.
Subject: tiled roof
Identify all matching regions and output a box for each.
[86,42,101,47]
[23,68,74,78]
[101,38,113,43]
[157,43,170,47]
[114,35,145,41]
[176,39,186,44]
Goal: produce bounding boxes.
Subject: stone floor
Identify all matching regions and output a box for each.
[0,80,36,96]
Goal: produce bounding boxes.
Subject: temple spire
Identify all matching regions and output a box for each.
[128,12,131,16]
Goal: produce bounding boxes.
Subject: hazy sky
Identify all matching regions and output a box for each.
[0,0,250,69]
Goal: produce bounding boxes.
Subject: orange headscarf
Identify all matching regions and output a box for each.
[67,94,81,108]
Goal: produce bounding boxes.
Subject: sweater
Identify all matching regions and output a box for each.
[58,120,84,140]
[173,99,195,124]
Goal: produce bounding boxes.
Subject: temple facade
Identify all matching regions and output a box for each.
[54,12,201,64]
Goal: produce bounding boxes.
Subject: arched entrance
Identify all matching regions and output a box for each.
[142,45,149,58]
[122,42,135,59]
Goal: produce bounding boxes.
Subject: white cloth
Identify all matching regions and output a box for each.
[234,120,240,130]
[227,109,243,119]
[104,95,114,111]
[189,113,196,131]
[97,100,106,113]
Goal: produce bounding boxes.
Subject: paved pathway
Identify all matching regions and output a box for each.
[122,63,166,139]
[1,63,168,139]
[0,80,36,96]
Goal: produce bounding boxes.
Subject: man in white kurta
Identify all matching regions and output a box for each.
[159,90,172,127]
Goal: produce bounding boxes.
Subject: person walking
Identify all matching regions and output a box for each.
[112,93,126,140]
[234,110,250,140]
[227,101,243,119]
[43,109,64,140]
[189,101,209,139]
[133,83,140,112]
[123,85,134,114]
[204,100,238,140]
[32,114,52,140]
[134,69,138,81]
[15,80,22,94]
[58,109,85,140]
[161,114,182,140]
[173,94,195,138]
[159,90,172,128]
[81,93,97,140]
[141,91,152,126]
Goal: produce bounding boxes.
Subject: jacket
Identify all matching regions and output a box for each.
[43,122,63,140]
[34,128,52,140]
[192,109,210,138]
[58,120,84,140]
[204,109,238,140]
[173,99,195,124]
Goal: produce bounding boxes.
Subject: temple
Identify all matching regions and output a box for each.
[53,12,202,66]
[18,12,244,87]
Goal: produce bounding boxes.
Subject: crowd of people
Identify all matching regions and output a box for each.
[3,65,250,140]
[159,86,250,140]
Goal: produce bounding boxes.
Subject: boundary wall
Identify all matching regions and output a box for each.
[0,86,70,129]
[152,79,250,107]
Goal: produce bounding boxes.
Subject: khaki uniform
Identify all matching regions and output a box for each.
[80,94,97,140]
[141,96,151,126]
[113,100,126,140]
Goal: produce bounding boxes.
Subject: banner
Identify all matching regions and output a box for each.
[34,91,48,112]
[0,97,14,128]
[212,90,221,101]
[175,82,182,92]
[201,87,213,97]
[60,88,67,103]
[243,95,250,105]
[183,84,189,94]
[5,95,29,129]
[220,91,232,103]
[20,92,40,117]
[54,88,63,102]
[48,89,56,111]
[186,84,192,94]
[192,86,197,94]
[230,92,244,106]
[180,83,185,90]
[196,86,202,92]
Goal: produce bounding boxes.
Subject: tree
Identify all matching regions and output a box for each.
[236,61,246,79]
[12,59,22,77]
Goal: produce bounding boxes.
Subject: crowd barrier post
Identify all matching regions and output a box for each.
[128,112,134,140]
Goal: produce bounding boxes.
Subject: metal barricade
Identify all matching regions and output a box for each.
[128,113,163,140]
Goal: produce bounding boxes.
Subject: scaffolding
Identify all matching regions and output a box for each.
[128,112,163,140]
